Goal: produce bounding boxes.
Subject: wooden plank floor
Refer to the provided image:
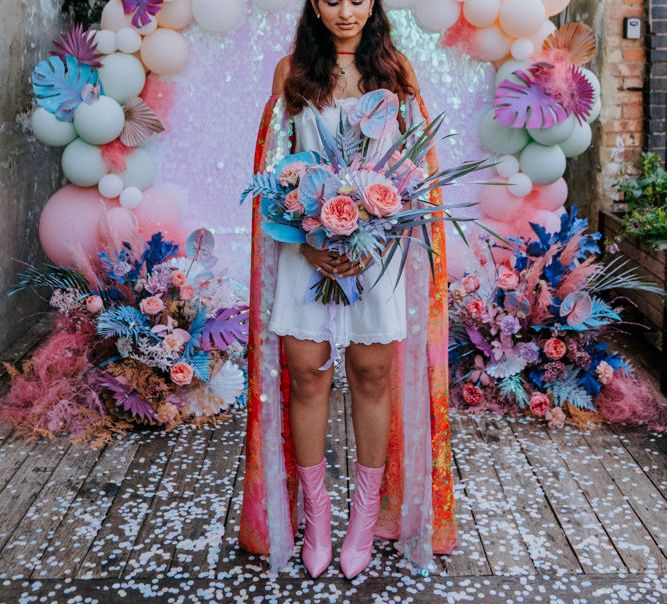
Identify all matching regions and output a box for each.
[0,328,665,601]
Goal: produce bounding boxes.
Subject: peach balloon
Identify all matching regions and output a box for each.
[140,29,189,75]
[39,184,117,269]
[471,25,512,62]
[101,0,133,32]
[157,0,194,30]
[499,0,546,38]
[541,0,570,17]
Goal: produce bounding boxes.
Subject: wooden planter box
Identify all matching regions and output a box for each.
[599,210,666,393]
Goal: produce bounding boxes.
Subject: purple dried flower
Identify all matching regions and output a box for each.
[500,315,521,335]
[518,342,540,363]
[122,0,164,28]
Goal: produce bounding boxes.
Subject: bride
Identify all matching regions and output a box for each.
[238,0,457,579]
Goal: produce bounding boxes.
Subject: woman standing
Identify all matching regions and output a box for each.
[238,0,457,579]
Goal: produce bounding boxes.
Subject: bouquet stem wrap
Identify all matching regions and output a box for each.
[238,93,457,573]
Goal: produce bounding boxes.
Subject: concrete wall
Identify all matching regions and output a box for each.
[0,1,68,352]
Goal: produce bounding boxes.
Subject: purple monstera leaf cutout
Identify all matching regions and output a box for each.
[200,305,250,352]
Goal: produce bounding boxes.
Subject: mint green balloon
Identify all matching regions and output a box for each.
[495,59,530,88]
[479,110,530,155]
[560,121,592,158]
[97,52,146,104]
[31,107,77,147]
[61,139,108,187]
[73,95,125,145]
[119,148,156,190]
[519,142,566,185]
[528,114,576,146]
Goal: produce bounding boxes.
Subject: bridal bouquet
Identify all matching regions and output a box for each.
[241,89,489,305]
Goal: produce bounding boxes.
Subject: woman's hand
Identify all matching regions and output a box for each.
[300,245,342,280]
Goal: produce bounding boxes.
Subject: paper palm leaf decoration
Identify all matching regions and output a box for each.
[122,0,164,28]
[50,23,103,68]
[32,54,102,121]
[200,305,250,352]
[97,372,157,423]
[529,63,595,124]
[542,23,597,66]
[120,97,165,147]
[494,67,569,129]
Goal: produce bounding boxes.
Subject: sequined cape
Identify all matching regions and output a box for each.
[238,93,457,573]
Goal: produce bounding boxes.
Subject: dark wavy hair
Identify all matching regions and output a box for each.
[283,0,415,116]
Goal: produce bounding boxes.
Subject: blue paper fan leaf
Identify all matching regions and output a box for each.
[261,221,306,243]
[305,226,329,250]
[200,305,250,352]
[298,167,333,216]
[183,306,208,356]
[179,349,212,383]
[32,54,101,122]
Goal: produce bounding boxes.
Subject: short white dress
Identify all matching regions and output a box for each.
[267,97,407,347]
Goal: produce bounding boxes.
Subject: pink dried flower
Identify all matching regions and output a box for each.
[179,285,195,301]
[85,295,104,313]
[545,406,566,429]
[596,360,614,385]
[465,298,486,320]
[462,274,480,294]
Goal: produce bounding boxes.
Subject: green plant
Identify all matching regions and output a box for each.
[613,152,667,212]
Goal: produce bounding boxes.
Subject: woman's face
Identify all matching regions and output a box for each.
[311,0,375,41]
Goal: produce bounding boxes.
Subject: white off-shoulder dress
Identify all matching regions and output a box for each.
[267,97,407,347]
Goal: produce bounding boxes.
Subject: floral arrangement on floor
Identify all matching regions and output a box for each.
[1,228,249,445]
[449,206,667,432]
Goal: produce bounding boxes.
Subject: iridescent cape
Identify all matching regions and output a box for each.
[238,93,457,573]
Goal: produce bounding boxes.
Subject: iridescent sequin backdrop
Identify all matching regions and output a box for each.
[152,4,495,284]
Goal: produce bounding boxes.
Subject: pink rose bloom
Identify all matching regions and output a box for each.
[462,383,483,406]
[595,360,614,385]
[278,161,307,187]
[362,182,402,217]
[140,295,165,315]
[529,392,550,417]
[180,285,195,301]
[85,295,103,313]
[301,216,322,232]
[497,265,519,290]
[284,189,305,215]
[462,275,480,294]
[170,361,194,386]
[465,298,486,320]
[546,406,566,429]
[544,337,566,360]
[388,150,422,190]
[171,270,187,287]
[320,195,359,236]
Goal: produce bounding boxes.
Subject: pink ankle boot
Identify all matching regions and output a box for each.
[296,457,332,578]
[339,460,385,579]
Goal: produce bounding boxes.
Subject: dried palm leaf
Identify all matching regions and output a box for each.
[543,23,597,65]
[120,96,165,146]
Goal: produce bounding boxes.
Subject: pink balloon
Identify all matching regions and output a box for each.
[133,183,187,244]
[527,178,568,212]
[479,179,524,222]
[98,206,141,251]
[39,184,117,269]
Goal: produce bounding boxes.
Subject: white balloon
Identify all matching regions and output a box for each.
[97,52,146,104]
[120,186,144,209]
[116,27,142,54]
[541,0,570,17]
[529,19,557,51]
[94,30,118,55]
[511,39,534,61]
[31,107,77,147]
[496,154,520,178]
[495,59,531,87]
[119,148,156,190]
[587,97,601,123]
[255,0,291,10]
[100,0,133,32]
[192,0,244,34]
[384,0,416,8]
[463,0,500,28]
[499,0,546,38]
[99,173,125,198]
[73,96,125,145]
[528,114,576,146]
[508,172,533,197]
[62,139,109,187]
[559,121,592,158]
[413,0,460,33]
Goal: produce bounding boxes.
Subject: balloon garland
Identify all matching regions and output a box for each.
[29,0,599,278]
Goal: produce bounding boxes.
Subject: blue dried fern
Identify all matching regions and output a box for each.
[97,306,152,340]
[498,375,530,409]
[239,172,285,205]
[546,367,595,410]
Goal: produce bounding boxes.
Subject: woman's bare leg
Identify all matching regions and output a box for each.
[344,341,395,468]
[283,335,335,467]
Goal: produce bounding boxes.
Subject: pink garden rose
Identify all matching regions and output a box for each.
[544,337,566,360]
[362,182,402,217]
[301,216,322,232]
[462,275,480,294]
[85,295,103,313]
[465,298,486,320]
[179,285,195,301]
[545,406,566,429]
[278,161,307,187]
[171,270,187,287]
[462,383,483,406]
[320,195,359,236]
[529,392,550,417]
[497,265,519,290]
[140,295,165,315]
[170,361,194,386]
[285,189,304,215]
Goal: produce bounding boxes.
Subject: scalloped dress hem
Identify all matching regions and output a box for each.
[267,324,407,348]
